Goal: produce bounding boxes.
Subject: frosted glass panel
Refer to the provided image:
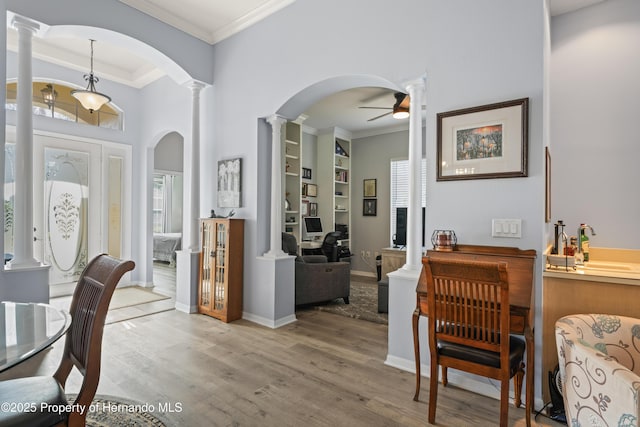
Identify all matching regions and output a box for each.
[45,148,88,281]
[108,156,122,257]
[4,144,15,256]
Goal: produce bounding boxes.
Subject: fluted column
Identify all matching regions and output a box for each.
[402,77,426,272]
[9,16,40,268]
[265,115,287,258]
[186,81,205,252]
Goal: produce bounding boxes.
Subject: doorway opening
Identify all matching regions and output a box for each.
[151,132,184,298]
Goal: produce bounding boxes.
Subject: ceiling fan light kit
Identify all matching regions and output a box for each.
[71,39,111,113]
[360,91,411,121]
[392,106,409,119]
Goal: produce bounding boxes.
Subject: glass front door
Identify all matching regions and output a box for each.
[34,135,101,286]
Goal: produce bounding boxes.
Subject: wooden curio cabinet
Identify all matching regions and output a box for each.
[198,218,244,322]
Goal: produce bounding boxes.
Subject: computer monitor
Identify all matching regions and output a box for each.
[302,216,323,241]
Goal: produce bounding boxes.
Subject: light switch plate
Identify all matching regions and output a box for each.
[492,219,522,238]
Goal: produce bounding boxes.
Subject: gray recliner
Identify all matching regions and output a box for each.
[282,233,351,305]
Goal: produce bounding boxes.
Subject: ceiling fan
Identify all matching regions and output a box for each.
[359,92,411,122]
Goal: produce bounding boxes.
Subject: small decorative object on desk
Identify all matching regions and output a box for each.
[431,230,457,251]
[210,209,236,218]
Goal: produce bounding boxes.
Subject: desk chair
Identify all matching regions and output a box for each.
[0,254,135,427]
[321,231,342,262]
[419,258,525,427]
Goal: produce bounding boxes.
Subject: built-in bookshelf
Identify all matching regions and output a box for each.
[284,121,302,242]
[318,128,351,249]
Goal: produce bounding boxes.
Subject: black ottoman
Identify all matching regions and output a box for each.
[378,279,388,313]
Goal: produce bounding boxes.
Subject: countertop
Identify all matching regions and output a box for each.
[544,247,640,286]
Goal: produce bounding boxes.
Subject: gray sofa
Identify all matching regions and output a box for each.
[282,233,351,306]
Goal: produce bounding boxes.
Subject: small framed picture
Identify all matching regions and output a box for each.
[309,203,318,216]
[363,179,377,198]
[306,183,317,197]
[302,167,312,179]
[301,200,310,216]
[363,199,377,216]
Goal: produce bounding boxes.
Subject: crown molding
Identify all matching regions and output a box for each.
[119,0,295,45]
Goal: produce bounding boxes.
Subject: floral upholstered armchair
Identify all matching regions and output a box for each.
[555,314,640,427]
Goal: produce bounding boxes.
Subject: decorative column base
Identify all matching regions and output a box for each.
[242,255,296,328]
[175,250,200,313]
[385,268,421,368]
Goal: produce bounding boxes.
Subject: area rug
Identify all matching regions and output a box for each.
[313,278,388,324]
[108,287,169,310]
[66,394,171,426]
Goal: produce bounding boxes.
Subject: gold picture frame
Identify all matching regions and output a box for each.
[363,179,377,198]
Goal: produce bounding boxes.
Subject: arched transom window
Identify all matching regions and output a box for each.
[5,80,123,130]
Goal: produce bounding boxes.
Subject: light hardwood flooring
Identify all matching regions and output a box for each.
[153,260,177,296]
[1,308,563,426]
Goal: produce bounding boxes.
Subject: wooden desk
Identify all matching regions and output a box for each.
[413,245,536,427]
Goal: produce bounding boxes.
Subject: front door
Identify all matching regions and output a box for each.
[33,134,102,286]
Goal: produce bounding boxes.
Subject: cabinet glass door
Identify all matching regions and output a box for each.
[214,222,227,310]
[200,221,213,308]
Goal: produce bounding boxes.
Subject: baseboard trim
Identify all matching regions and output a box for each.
[174,301,197,313]
[243,312,297,329]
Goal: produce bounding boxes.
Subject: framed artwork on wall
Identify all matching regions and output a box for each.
[302,167,312,179]
[309,203,318,217]
[363,179,377,198]
[545,146,551,223]
[217,157,242,207]
[363,199,377,216]
[437,98,529,181]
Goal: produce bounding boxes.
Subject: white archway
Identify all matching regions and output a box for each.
[252,74,406,328]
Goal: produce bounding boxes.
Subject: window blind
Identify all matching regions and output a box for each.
[390,158,426,246]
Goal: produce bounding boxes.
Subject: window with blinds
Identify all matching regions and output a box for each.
[390,158,427,246]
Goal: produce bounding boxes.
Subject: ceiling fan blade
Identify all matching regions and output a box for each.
[359,106,392,110]
[368,111,393,122]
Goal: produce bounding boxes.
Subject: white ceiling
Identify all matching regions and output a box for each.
[118,0,296,45]
[8,0,606,133]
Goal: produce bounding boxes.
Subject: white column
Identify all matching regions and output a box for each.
[264,115,287,258]
[185,81,206,252]
[402,77,426,272]
[9,16,40,268]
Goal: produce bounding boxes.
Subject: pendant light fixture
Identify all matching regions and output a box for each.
[71,39,111,113]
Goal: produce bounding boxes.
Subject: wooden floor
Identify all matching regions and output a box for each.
[1,309,563,426]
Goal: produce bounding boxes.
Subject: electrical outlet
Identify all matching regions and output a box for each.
[366,250,371,258]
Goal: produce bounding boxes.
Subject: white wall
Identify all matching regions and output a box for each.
[154,132,184,173]
[551,0,640,249]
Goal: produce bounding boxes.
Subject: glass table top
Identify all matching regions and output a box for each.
[0,301,71,373]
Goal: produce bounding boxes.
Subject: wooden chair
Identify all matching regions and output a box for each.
[0,254,134,427]
[420,258,525,427]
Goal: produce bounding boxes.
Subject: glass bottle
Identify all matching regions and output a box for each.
[580,225,590,262]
